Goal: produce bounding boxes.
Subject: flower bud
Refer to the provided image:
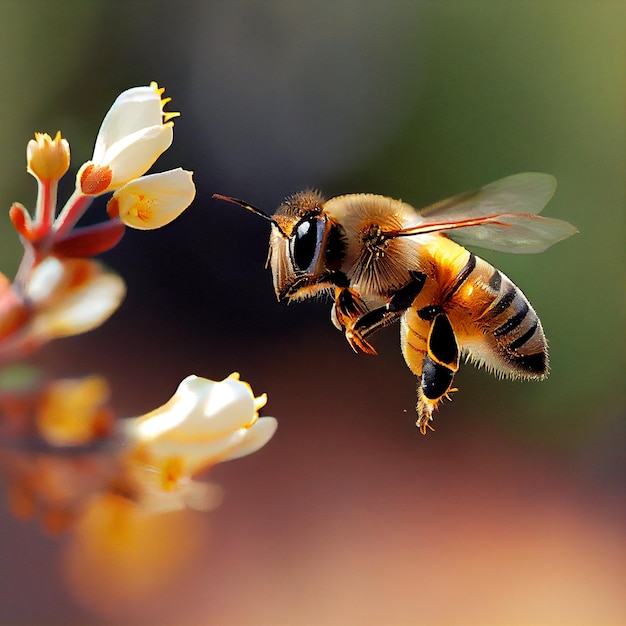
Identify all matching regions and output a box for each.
[27,132,70,182]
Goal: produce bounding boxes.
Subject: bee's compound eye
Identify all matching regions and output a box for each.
[293,217,320,271]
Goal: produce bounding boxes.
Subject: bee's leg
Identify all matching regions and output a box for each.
[344,271,427,354]
[416,311,460,434]
[331,285,382,355]
[331,286,369,330]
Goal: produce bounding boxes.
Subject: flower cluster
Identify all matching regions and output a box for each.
[0,82,195,358]
[0,83,278,534]
[0,371,276,527]
[0,256,126,358]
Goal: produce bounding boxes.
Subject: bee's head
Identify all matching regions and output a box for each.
[214,190,337,302]
[268,190,333,301]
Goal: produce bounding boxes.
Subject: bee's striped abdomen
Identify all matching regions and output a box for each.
[451,258,549,380]
[477,266,548,377]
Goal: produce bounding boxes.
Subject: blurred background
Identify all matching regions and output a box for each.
[0,1,624,624]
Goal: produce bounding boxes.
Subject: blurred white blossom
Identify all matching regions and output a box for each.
[25,256,126,342]
[125,373,277,490]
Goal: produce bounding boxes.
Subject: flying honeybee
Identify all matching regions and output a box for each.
[215,173,577,433]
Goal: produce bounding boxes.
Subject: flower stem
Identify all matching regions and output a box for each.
[53,190,94,240]
[34,179,58,232]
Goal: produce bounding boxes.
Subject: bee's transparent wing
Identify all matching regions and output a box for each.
[394,172,578,253]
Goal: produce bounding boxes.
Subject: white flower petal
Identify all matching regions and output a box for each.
[133,395,197,442]
[133,375,215,441]
[182,480,223,512]
[220,417,278,462]
[147,429,245,473]
[134,375,256,442]
[201,376,258,433]
[25,257,66,304]
[112,168,195,229]
[30,271,126,339]
[93,85,165,163]
[130,465,223,514]
[105,124,174,189]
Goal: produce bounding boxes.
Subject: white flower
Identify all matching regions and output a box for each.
[125,374,277,489]
[107,168,196,230]
[25,256,126,341]
[77,83,176,195]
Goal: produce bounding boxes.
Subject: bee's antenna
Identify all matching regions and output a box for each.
[213,194,288,238]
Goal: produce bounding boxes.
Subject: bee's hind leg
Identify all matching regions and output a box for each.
[415,311,460,434]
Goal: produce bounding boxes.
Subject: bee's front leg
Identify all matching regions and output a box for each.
[331,287,378,354]
[333,271,427,356]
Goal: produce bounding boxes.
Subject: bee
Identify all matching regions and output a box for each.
[215,173,577,433]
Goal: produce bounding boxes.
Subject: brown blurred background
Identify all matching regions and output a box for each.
[0,1,624,624]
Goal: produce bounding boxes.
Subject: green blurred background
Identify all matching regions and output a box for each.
[0,1,623,624]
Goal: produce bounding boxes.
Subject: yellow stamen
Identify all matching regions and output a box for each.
[150,81,180,123]
[161,457,184,491]
[127,193,153,223]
